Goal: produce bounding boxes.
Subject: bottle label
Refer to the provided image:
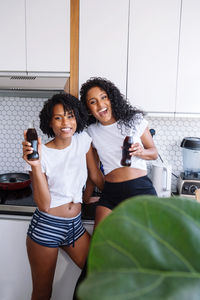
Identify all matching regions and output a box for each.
[31,140,38,152]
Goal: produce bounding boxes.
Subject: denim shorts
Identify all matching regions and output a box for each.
[27,209,86,248]
[97,175,157,210]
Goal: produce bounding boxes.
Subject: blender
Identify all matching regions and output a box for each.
[177,137,200,197]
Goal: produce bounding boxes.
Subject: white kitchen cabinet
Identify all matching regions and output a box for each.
[127,0,181,113]
[0,217,32,300]
[0,0,26,71]
[0,0,70,74]
[79,0,129,95]
[176,0,200,114]
[26,0,70,73]
[0,215,93,300]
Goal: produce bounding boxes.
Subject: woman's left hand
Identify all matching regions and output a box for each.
[128,127,158,160]
[129,143,144,157]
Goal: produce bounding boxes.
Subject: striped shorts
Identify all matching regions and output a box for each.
[27,209,86,248]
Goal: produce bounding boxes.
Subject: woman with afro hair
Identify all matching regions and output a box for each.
[80,77,158,227]
[22,93,104,300]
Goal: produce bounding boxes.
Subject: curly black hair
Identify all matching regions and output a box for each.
[80,77,145,132]
[39,93,88,138]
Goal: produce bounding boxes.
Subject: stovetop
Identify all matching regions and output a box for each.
[0,186,96,219]
[0,186,36,216]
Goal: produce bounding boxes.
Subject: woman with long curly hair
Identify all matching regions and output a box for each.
[80,77,158,227]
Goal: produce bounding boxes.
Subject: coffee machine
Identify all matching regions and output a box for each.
[177,137,200,197]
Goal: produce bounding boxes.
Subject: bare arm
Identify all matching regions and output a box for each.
[129,127,158,160]
[29,168,51,212]
[82,177,97,204]
[22,130,51,212]
[86,145,104,192]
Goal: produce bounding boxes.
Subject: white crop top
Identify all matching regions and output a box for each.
[87,116,148,175]
[26,131,92,208]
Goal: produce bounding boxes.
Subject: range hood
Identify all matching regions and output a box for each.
[0,72,70,97]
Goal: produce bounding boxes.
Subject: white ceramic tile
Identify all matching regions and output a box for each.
[147,116,200,192]
[0,96,49,174]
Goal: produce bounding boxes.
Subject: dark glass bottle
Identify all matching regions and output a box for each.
[121,136,133,167]
[26,124,39,161]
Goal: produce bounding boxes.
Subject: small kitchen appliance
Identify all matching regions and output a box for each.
[151,163,172,197]
[177,137,200,197]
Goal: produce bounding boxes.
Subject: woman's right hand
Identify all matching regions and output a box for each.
[22,130,42,167]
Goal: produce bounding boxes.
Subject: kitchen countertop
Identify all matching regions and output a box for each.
[0,188,183,218]
[0,202,96,220]
[0,186,96,220]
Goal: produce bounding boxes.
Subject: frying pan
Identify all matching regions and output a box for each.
[0,173,31,190]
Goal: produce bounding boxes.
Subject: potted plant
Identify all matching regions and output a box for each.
[78,195,200,300]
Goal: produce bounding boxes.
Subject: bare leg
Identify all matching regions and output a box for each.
[61,230,90,300]
[26,237,59,300]
[61,230,90,269]
[94,206,112,229]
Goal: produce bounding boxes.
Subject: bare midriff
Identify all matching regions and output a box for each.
[47,202,81,218]
[105,167,147,183]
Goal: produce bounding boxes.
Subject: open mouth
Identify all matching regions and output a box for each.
[98,107,108,117]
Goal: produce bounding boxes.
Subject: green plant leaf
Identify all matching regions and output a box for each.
[78,196,200,300]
